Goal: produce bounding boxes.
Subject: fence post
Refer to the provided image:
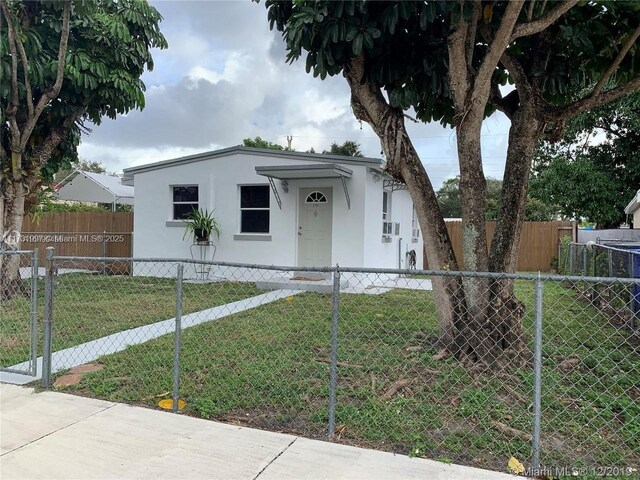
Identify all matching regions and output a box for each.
[591,246,598,300]
[531,273,544,471]
[630,253,637,330]
[30,248,39,376]
[41,246,55,388]
[328,265,341,437]
[101,231,107,275]
[569,244,574,275]
[608,248,613,277]
[172,264,184,413]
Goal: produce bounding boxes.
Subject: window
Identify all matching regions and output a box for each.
[382,191,391,221]
[172,185,198,220]
[240,185,270,233]
[412,207,420,239]
[306,191,328,204]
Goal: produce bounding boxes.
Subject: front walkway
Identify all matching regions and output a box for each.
[0,384,519,480]
[0,289,300,385]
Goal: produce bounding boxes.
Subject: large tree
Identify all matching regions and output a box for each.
[242,136,289,150]
[530,92,640,228]
[323,140,364,157]
[265,0,640,367]
[1,0,166,297]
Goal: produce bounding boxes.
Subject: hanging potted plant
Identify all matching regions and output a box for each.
[182,208,221,243]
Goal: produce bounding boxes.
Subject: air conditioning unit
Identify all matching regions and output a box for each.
[383,221,401,236]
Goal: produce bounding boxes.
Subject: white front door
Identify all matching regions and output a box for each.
[297,187,333,267]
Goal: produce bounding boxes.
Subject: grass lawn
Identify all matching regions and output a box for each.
[0,273,261,368]
[54,279,638,476]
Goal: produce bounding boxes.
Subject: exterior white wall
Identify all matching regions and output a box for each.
[132,152,370,267]
[362,173,424,269]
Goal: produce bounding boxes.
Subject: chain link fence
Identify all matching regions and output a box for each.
[0,249,39,376]
[1,247,638,476]
[559,242,640,331]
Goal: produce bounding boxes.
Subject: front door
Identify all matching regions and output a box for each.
[297,187,332,267]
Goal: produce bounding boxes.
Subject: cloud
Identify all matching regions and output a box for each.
[78,0,511,190]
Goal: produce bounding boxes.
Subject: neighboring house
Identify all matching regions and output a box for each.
[122,146,423,269]
[56,170,134,211]
[625,189,640,228]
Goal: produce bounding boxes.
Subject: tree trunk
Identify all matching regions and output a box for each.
[1,178,28,299]
[481,106,545,367]
[490,107,543,273]
[343,55,534,367]
[343,55,468,352]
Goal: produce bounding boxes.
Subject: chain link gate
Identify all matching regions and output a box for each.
[0,249,39,377]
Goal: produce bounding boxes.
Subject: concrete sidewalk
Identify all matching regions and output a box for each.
[0,384,518,480]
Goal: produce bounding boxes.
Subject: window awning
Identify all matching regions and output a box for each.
[255,164,352,210]
[255,163,352,180]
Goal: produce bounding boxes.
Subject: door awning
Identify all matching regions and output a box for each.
[255,163,352,180]
[255,164,352,210]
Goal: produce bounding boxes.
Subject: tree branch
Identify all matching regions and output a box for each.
[500,51,532,104]
[20,0,71,151]
[591,23,640,98]
[510,0,578,41]
[474,1,524,100]
[448,2,471,112]
[526,0,536,21]
[15,33,34,118]
[545,76,640,121]
[465,0,482,71]
[0,0,22,143]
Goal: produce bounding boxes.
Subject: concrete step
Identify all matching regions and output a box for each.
[256,276,348,294]
[294,271,331,281]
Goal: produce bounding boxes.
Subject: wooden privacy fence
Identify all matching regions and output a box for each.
[423,221,576,272]
[20,212,133,270]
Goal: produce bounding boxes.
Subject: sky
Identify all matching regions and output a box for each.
[77,0,513,190]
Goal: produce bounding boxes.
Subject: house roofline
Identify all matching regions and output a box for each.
[624,189,640,214]
[122,146,382,178]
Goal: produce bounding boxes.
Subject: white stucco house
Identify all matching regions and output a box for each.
[122,146,423,270]
[625,189,640,228]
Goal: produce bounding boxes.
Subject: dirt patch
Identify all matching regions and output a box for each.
[1,336,24,349]
[54,363,104,388]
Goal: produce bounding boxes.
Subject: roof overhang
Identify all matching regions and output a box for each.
[255,163,352,180]
[256,164,353,210]
[56,170,134,206]
[624,189,640,215]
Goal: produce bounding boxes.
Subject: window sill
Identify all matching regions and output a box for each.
[166,220,186,227]
[234,234,272,241]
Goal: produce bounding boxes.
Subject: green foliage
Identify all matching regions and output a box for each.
[242,137,289,151]
[182,208,221,242]
[531,92,640,228]
[265,1,640,128]
[1,0,167,182]
[53,158,108,184]
[436,176,555,221]
[323,140,364,157]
